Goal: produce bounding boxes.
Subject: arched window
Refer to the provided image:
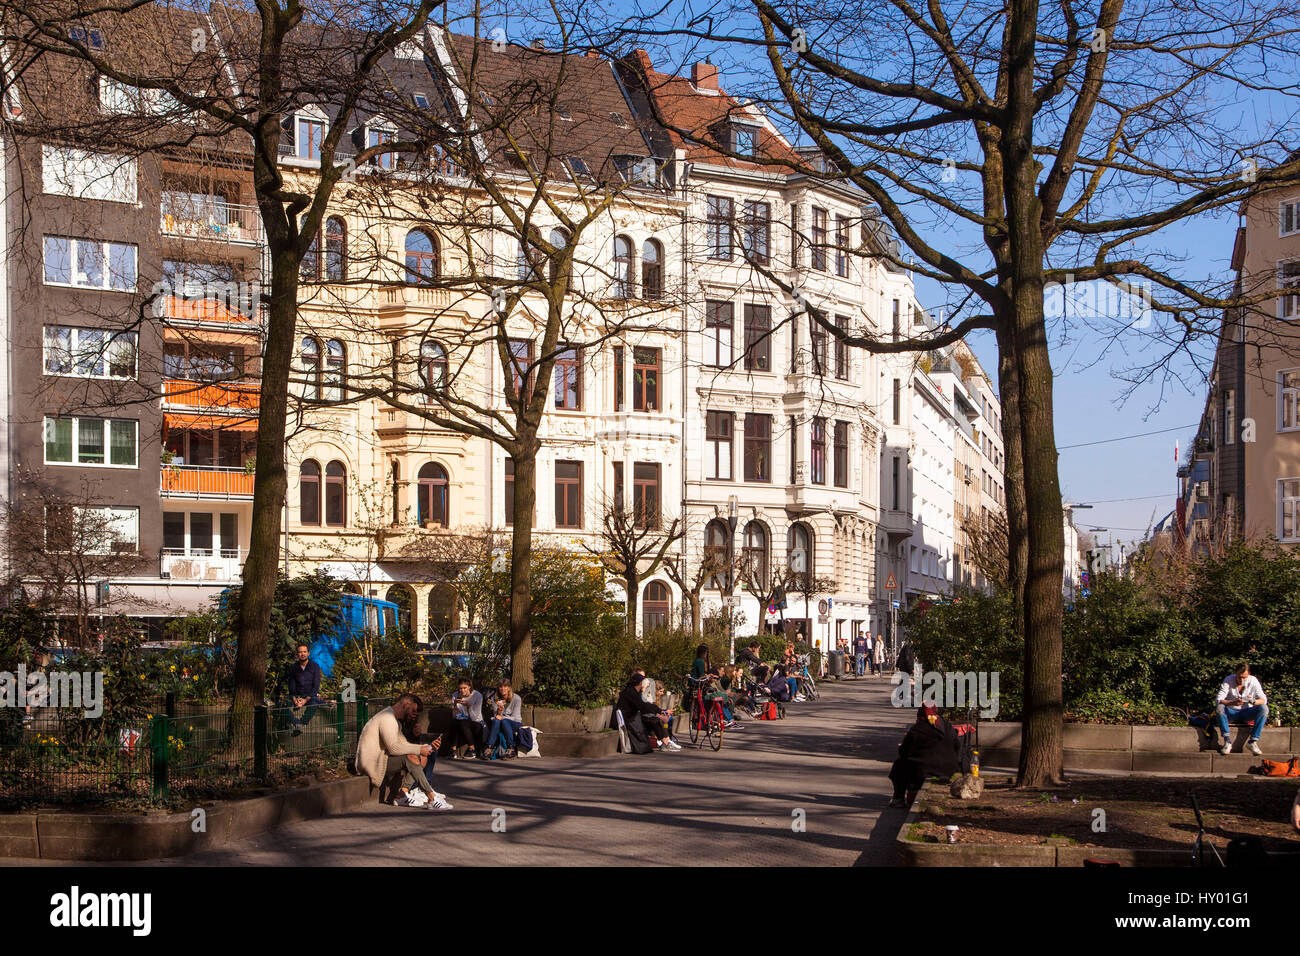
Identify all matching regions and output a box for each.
[323,339,345,401]
[324,460,347,526]
[787,523,813,577]
[385,584,413,635]
[427,583,458,641]
[299,460,321,525]
[417,462,449,526]
[743,522,768,588]
[643,580,671,632]
[419,340,447,399]
[548,227,569,283]
[704,518,731,590]
[613,235,634,298]
[300,337,320,400]
[641,239,663,300]
[404,229,438,285]
[324,216,347,280]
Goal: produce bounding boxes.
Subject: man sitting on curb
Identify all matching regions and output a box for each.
[355,693,450,809]
[1214,663,1269,756]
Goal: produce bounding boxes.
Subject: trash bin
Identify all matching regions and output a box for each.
[828,650,845,677]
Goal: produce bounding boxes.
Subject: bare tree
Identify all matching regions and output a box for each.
[960,508,1010,594]
[583,499,682,638]
[664,528,738,639]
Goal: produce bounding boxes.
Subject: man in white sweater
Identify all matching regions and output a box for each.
[1214,664,1269,756]
[355,694,448,807]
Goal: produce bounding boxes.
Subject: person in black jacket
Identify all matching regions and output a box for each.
[284,643,323,735]
[618,673,679,753]
[888,704,961,807]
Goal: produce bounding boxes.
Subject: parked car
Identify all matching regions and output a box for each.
[418,628,507,671]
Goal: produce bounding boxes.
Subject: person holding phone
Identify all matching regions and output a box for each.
[484,680,523,758]
[1214,663,1269,756]
[450,678,486,759]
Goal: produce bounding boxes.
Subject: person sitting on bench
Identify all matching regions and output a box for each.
[450,678,487,759]
[1214,663,1269,756]
[888,703,961,807]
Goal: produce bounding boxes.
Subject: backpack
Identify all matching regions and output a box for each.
[757,701,780,720]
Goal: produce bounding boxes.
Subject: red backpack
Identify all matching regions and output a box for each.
[1260,757,1299,777]
[758,701,780,720]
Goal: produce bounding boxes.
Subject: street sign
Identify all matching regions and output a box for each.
[1080,587,1091,598]
[891,599,901,609]
[1080,571,1091,587]
[818,615,829,624]
[721,596,737,608]
[885,573,898,590]
[817,599,829,615]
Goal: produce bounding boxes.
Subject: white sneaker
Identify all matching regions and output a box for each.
[794,695,807,702]
[1220,741,1232,755]
[664,739,682,752]
[428,793,453,810]
[1247,739,1263,756]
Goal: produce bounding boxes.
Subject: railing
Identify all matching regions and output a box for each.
[160,197,263,244]
[162,378,260,413]
[160,465,255,499]
[157,294,263,327]
[161,548,246,581]
[380,285,455,310]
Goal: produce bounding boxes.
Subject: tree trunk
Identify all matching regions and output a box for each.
[996,323,1028,619]
[231,250,298,730]
[688,592,701,638]
[1004,0,1066,787]
[625,572,639,640]
[508,439,538,687]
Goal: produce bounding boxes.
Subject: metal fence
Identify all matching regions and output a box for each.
[0,694,394,807]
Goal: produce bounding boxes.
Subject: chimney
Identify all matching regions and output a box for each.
[692,60,718,91]
[632,49,653,73]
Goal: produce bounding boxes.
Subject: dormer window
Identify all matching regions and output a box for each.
[478,90,496,106]
[609,111,627,127]
[557,106,572,121]
[293,106,328,160]
[713,121,759,158]
[367,120,396,170]
[566,156,591,179]
[69,25,104,49]
[394,39,422,60]
[614,155,658,187]
[412,93,430,110]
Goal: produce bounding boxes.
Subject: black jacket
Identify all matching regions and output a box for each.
[897,707,961,777]
[618,681,660,721]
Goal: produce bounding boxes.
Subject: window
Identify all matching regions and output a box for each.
[811,207,828,270]
[412,93,430,109]
[68,25,104,48]
[300,460,321,525]
[325,461,347,526]
[190,513,214,555]
[614,346,625,411]
[743,304,772,371]
[633,347,660,411]
[613,236,634,297]
[323,339,345,401]
[42,147,136,203]
[44,326,137,379]
[1282,479,1300,541]
[555,461,583,528]
[555,347,582,410]
[789,416,799,484]
[641,239,664,299]
[834,315,849,379]
[892,378,901,425]
[1280,260,1300,318]
[46,505,138,554]
[743,522,768,586]
[404,230,439,285]
[706,195,733,259]
[705,519,731,589]
[98,77,176,116]
[1223,389,1235,445]
[504,457,515,526]
[420,340,448,398]
[891,455,901,510]
[731,125,758,157]
[43,417,136,467]
[507,339,533,402]
[891,299,901,341]
[324,216,347,280]
[744,413,772,482]
[705,300,734,368]
[787,524,812,575]
[613,461,624,513]
[834,421,849,487]
[811,324,828,376]
[1282,371,1300,431]
[367,126,396,170]
[300,337,320,400]
[633,463,660,529]
[417,462,449,526]
[706,411,733,480]
[296,115,325,159]
[43,236,136,291]
[811,417,827,485]
[567,156,591,179]
[643,581,671,631]
[835,215,849,276]
[548,228,571,284]
[743,201,770,264]
[1282,200,1300,237]
[790,204,801,269]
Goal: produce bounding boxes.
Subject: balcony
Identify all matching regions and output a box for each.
[378,285,457,312]
[161,548,245,582]
[160,197,263,245]
[880,508,914,539]
[160,465,255,500]
[163,378,260,415]
[157,295,264,330]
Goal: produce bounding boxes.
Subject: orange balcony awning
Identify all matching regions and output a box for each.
[163,378,260,413]
[164,412,260,432]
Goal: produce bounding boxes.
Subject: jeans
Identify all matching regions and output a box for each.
[486,718,522,752]
[1215,702,1269,741]
[786,677,800,698]
[855,654,866,676]
[283,695,321,728]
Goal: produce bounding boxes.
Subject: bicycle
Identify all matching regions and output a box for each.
[684,674,725,751]
[795,654,819,700]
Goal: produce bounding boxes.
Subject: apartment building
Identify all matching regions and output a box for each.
[1182,182,1300,552]
[3,8,1006,649]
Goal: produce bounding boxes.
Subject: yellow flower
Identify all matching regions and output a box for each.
[170,664,177,672]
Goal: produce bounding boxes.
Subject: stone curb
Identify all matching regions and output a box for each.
[1,774,372,861]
